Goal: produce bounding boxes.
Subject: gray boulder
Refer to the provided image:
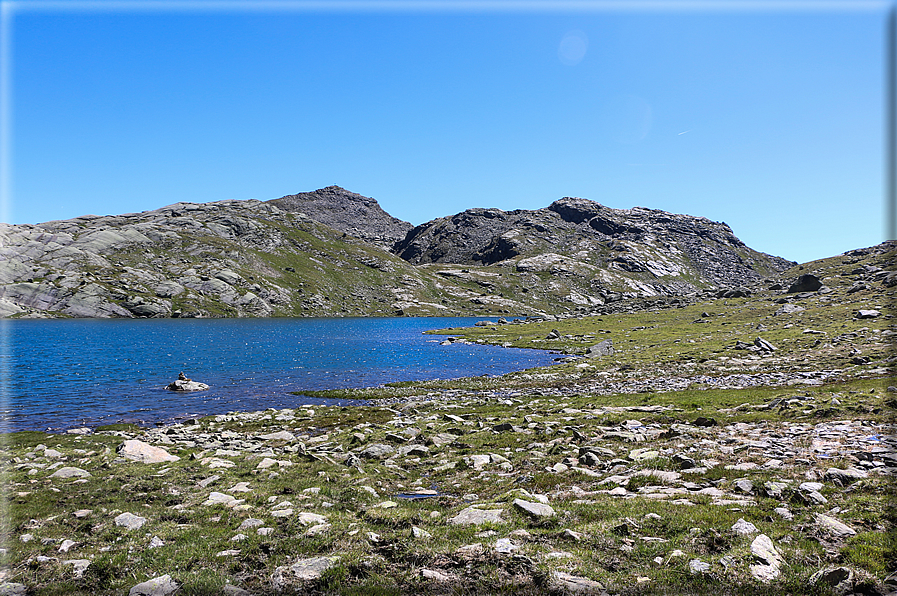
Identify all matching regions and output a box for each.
[271,556,340,589]
[129,574,179,596]
[586,339,614,358]
[750,534,785,582]
[118,440,180,464]
[449,506,504,526]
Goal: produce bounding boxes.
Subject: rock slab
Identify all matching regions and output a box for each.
[118,440,180,464]
[129,574,179,596]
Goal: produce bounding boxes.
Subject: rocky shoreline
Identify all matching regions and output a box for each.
[2,369,894,595]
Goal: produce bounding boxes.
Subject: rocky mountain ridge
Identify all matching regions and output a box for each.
[268,186,412,248]
[1,187,800,319]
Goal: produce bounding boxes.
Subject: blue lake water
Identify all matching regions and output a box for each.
[1,317,556,432]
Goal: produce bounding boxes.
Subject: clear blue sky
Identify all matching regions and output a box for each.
[2,1,891,264]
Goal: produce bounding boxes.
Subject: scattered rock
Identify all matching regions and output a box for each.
[128,574,179,596]
[512,498,555,519]
[114,512,148,531]
[586,339,614,358]
[449,506,504,526]
[118,440,180,464]
[731,518,758,535]
[551,571,605,594]
[271,556,340,589]
[48,467,91,479]
[815,513,857,538]
[750,534,785,582]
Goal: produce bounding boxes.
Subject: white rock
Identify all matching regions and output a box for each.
[118,440,180,464]
[731,518,758,535]
[114,512,147,531]
[296,512,327,526]
[62,559,91,578]
[750,534,785,582]
[271,556,340,589]
[128,574,179,596]
[259,431,296,442]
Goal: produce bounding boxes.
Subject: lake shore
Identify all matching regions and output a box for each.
[2,245,895,595]
[2,367,895,595]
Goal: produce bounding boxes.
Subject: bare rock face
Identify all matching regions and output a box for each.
[0,187,805,319]
[268,186,412,248]
[393,196,795,290]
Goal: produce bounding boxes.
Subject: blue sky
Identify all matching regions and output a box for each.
[1,1,891,264]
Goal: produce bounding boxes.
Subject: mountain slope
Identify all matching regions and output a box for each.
[268,186,412,248]
[394,197,793,290]
[1,188,800,319]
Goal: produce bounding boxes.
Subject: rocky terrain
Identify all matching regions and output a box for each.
[0,238,893,595]
[394,197,792,290]
[0,187,796,320]
[268,186,413,249]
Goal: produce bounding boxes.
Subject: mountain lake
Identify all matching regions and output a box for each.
[1,317,558,432]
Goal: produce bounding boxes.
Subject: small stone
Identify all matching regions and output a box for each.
[420,568,453,581]
[774,507,793,521]
[238,518,264,530]
[824,467,868,485]
[49,467,91,479]
[412,526,432,539]
[114,512,147,531]
[62,559,91,578]
[118,440,180,464]
[216,549,241,557]
[304,524,330,537]
[359,443,395,459]
[552,571,605,592]
[272,556,340,588]
[733,479,754,494]
[815,513,857,538]
[689,559,711,574]
[128,574,179,596]
[58,539,77,553]
[203,492,244,508]
[449,506,504,526]
[494,538,518,554]
[809,566,855,589]
[296,512,327,526]
[731,518,758,535]
[512,498,555,519]
[259,430,296,441]
[750,534,784,582]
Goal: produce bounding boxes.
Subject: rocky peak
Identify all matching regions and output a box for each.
[392,196,795,291]
[268,186,412,248]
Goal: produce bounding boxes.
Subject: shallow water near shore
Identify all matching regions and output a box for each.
[3,317,556,432]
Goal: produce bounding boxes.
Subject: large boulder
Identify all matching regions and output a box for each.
[788,274,822,293]
[586,339,614,358]
[118,440,180,464]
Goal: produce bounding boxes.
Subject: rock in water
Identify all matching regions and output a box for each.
[165,378,209,391]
